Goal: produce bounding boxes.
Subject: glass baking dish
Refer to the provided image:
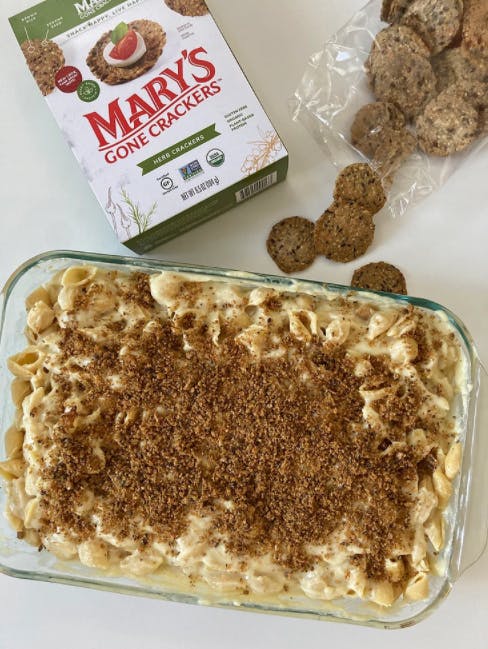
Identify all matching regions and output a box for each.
[0,250,487,629]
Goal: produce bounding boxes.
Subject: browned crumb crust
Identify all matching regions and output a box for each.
[400,0,463,54]
[86,20,166,85]
[164,0,209,16]
[334,163,387,214]
[266,217,316,274]
[314,202,376,263]
[20,39,64,96]
[352,262,408,294]
[416,90,479,156]
[35,272,433,579]
[372,50,436,121]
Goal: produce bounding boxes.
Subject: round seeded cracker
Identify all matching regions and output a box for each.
[385,0,415,23]
[431,48,488,94]
[372,50,436,120]
[462,0,488,55]
[314,203,375,263]
[334,163,387,214]
[164,0,209,16]
[21,39,65,96]
[366,25,430,79]
[351,102,405,152]
[87,20,166,85]
[350,102,416,173]
[401,0,463,54]
[416,91,479,156]
[443,80,488,114]
[372,128,417,178]
[381,0,394,22]
[352,262,407,294]
[267,217,316,274]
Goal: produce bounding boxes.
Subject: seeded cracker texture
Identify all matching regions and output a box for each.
[381,0,394,21]
[384,0,415,23]
[462,0,488,54]
[372,129,418,178]
[445,79,488,113]
[416,90,479,156]
[351,101,406,153]
[366,25,431,79]
[86,20,166,85]
[430,47,488,93]
[372,50,436,121]
[400,0,463,54]
[266,217,316,274]
[350,102,417,175]
[164,0,209,16]
[352,262,408,295]
[334,163,387,214]
[314,203,375,263]
[20,39,65,96]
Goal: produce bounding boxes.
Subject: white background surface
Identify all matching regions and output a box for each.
[0,0,487,647]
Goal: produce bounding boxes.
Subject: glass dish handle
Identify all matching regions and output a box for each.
[455,363,488,577]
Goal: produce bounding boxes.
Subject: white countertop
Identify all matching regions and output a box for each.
[1,0,487,647]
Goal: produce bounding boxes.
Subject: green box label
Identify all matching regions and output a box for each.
[137,124,220,176]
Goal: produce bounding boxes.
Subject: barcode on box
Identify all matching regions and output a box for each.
[236,172,278,203]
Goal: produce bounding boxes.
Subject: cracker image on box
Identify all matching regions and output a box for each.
[20,39,64,96]
[87,20,166,85]
[9,0,288,253]
[165,0,209,17]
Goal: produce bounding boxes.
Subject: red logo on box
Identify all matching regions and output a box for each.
[55,66,83,93]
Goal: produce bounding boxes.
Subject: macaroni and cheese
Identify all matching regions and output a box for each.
[1,266,467,608]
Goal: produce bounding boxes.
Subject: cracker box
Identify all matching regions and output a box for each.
[9,0,289,253]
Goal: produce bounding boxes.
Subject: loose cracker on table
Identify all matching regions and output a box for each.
[401,0,463,54]
[266,217,316,274]
[314,203,375,264]
[372,50,436,120]
[20,39,64,96]
[334,163,387,215]
[416,90,479,156]
[87,20,166,85]
[164,0,209,16]
[366,25,430,79]
[351,262,407,295]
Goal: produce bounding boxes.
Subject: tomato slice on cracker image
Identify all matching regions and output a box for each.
[87,20,166,85]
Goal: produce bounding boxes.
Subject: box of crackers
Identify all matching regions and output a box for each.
[9,0,289,253]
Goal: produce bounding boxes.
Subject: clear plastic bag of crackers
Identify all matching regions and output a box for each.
[291,0,488,218]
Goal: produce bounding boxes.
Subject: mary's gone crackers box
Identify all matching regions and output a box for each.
[9,0,288,253]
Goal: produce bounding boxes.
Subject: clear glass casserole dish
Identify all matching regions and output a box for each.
[0,249,487,629]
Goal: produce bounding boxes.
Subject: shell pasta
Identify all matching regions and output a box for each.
[1,266,467,608]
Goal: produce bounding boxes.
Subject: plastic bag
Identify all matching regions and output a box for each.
[291,0,488,218]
